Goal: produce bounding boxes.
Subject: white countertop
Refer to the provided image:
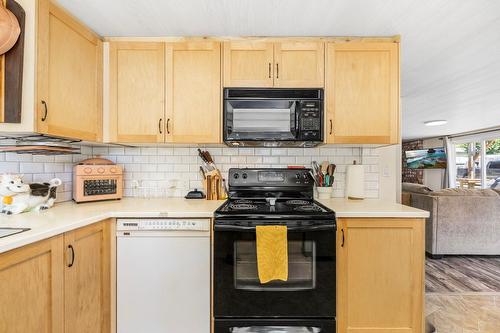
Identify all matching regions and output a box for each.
[0,198,429,254]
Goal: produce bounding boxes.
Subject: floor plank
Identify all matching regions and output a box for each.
[426,256,500,293]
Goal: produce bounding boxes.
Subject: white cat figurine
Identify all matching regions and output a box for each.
[0,174,62,215]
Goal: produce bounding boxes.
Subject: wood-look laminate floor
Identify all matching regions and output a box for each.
[426,294,500,333]
[426,256,500,293]
[425,256,500,332]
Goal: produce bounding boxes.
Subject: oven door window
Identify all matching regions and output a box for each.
[230,327,321,333]
[226,100,297,140]
[234,240,315,291]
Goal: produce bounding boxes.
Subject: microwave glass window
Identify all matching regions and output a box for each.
[234,240,316,291]
[232,109,291,133]
[230,327,321,333]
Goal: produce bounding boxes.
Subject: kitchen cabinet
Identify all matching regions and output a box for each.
[108,42,165,143]
[336,218,424,333]
[37,0,103,141]
[274,41,324,87]
[64,221,111,333]
[223,40,324,88]
[223,41,274,87]
[0,220,111,333]
[165,42,221,143]
[0,235,64,333]
[108,41,221,144]
[325,42,400,144]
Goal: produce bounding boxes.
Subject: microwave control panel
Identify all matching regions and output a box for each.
[298,101,322,140]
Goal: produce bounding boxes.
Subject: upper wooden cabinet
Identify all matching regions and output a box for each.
[336,218,424,333]
[165,42,221,143]
[37,0,103,141]
[223,41,274,87]
[223,40,324,88]
[109,42,165,143]
[274,42,324,87]
[325,42,400,144]
[0,235,64,333]
[108,41,221,144]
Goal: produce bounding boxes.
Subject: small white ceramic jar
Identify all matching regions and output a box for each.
[315,186,333,199]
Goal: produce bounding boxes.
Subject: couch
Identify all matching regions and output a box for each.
[402,183,500,257]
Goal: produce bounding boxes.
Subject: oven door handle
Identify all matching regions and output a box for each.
[213,224,336,232]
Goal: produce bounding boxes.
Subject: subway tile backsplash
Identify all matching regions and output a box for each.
[0,145,380,202]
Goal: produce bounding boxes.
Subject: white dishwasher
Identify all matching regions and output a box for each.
[116,218,210,333]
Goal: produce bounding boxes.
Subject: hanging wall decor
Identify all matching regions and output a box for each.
[0,0,24,123]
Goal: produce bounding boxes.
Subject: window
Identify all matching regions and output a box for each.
[454,142,482,188]
[450,135,500,190]
[485,139,500,189]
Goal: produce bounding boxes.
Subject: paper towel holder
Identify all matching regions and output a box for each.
[346,160,365,200]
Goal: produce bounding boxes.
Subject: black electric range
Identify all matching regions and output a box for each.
[213,168,337,333]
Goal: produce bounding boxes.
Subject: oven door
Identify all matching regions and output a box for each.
[215,318,335,333]
[214,223,335,318]
[224,99,298,141]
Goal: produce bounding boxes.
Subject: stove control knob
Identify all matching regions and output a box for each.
[233,173,239,179]
[242,173,247,179]
[295,173,301,180]
[303,173,309,180]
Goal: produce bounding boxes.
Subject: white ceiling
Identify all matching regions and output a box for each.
[56,0,500,140]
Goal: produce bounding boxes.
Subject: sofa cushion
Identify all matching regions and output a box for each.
[402,182,433,194]
[431,188,500,197]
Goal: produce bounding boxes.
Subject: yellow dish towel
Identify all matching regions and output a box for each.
[256,225,288,283]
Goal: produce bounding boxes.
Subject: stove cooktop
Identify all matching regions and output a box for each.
[215,198,335,220]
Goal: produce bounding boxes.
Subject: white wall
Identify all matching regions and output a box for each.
[422,137,445,191]
[374,144,401,203]
[1,144,385,202]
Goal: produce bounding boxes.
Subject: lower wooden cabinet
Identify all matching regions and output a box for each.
[64,221,111,333]
[0,235,64,333]
[0,220,111,333]
[336,218,425,333]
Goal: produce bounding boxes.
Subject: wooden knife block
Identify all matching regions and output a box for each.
[203,170,226,200]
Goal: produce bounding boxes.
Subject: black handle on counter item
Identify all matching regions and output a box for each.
[329,120,333,135]
[166,119,170,134]
[341,229,345,247]
[41,100,48,121]
[214,224,336,232]
[158,118,163,134]
[268,63,271,78]
[68,244,75,267]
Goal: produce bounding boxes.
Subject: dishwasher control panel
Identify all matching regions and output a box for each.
[116,219,210,231]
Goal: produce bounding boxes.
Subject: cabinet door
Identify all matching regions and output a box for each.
[326,42,399,144]
[274,41,324,87]
[336,218,424,333]
[64,221,111,333]
[0,236,64,333]
[37,0,102,141]
[166,42,221,143]
[109,42,165,143]
[223,41,274,87]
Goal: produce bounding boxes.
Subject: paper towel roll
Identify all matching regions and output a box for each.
[346,164,365,200]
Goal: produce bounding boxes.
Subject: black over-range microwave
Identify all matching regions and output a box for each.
[223,88,324,147]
